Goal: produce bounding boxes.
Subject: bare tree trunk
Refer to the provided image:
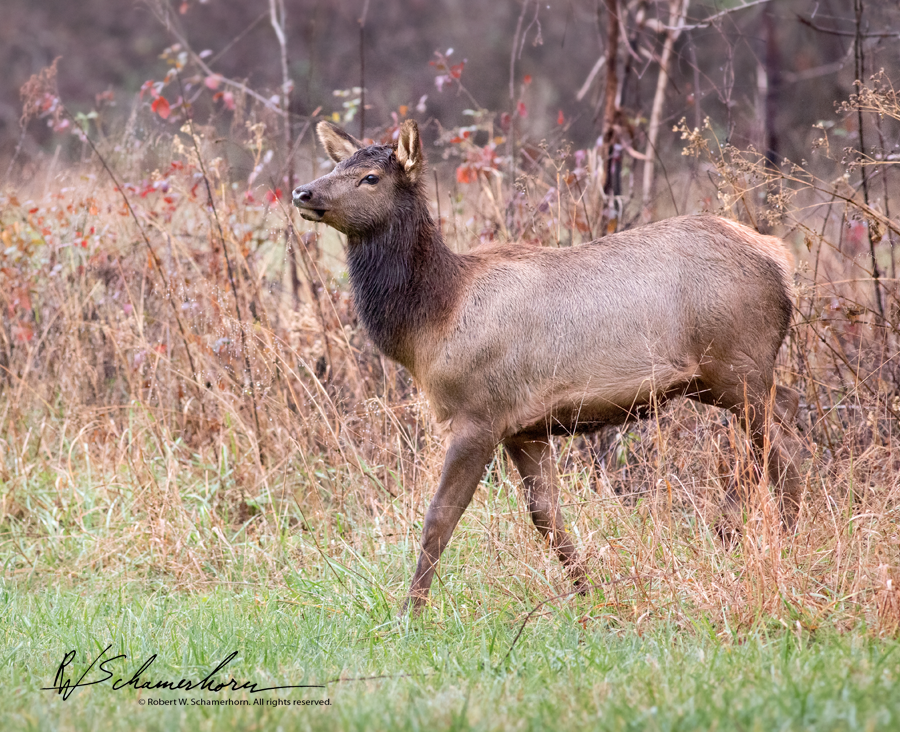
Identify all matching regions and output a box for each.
[762,5,781,168]
[598,0,620,234]
[269,0,293,190]
[853,0,885,321]
[641,0,688,222]
[358,0,370,139]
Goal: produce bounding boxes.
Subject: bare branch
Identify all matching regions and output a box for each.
[797,14,900,39]
[664,0,774,31]
[576,55,606,102]
[150,0,286,117]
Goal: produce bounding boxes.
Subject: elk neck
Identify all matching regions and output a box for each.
[345,196,463,372]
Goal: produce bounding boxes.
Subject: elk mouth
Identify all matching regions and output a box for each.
[295,205,327,222]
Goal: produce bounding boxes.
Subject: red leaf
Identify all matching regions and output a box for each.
[151,96,171,119]
[456,165,477,184]
[12,287,32,312]
[517,101,527,118]
[523,74,532,85]
[449,61,465,79]
[557,109,565,125]
[265,188,283,203]
[12,323,33,343]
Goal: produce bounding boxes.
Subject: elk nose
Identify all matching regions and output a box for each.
[292,187,312,205]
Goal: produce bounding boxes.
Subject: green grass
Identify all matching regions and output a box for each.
[2,114,899,730]
[3,543,899,732]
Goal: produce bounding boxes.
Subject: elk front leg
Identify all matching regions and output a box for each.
[504,435,586,592]
[404,429,496,613]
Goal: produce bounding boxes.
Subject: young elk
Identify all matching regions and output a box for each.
[293,119,804,612]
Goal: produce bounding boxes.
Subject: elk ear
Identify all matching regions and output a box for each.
[396,119,423,181]
[317,121,362,163]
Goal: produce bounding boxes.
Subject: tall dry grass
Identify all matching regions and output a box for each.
[1,74,899,636]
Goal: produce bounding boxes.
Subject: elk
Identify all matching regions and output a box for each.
[292,119,804,612]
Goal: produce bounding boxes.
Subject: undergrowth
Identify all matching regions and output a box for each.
[0,57,899,642]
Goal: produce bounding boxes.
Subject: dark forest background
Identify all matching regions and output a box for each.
[2,0,896,176]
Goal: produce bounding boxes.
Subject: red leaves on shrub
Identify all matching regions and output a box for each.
[456,166,476,184]
[10,286,32,313]
[456,144,499,184]
[151,96,170,119]
[213,91,235,110]
[139,80,157,100]
[431,51,466,92]
[449,130,471,144]
[12,323,33,343]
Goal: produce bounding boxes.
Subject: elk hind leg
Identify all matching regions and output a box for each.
[730,381,804,528]
[691,375,804,529]
[504,435,586,592]
[764,384,804,525]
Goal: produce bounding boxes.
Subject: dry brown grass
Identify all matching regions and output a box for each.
[1,79,899,637]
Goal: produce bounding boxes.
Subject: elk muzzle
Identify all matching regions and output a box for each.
[292,185,327,222]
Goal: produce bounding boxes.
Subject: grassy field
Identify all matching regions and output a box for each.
[2,62,900,729]
[4,495,900,732]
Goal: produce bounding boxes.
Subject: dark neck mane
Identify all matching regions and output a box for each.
[346,196,462,371]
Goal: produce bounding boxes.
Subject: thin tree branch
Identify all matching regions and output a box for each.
[797,14,900,39]
[150,0,286,117]
[664,0,773,31]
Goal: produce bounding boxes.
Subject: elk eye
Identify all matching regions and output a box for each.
[362,174,379,185]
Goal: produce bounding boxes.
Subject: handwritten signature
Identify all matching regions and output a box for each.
[43,646,324,701]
